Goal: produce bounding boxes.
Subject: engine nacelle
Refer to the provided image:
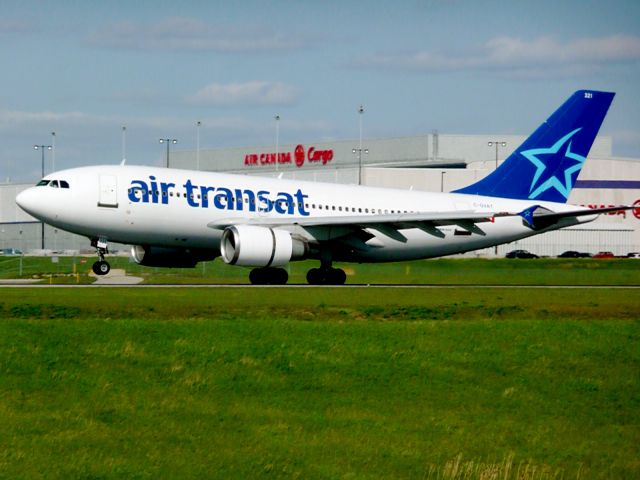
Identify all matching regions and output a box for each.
[130,245,216,268]
[220,225,307,267]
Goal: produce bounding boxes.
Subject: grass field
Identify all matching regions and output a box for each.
[2,255,640,285]
[0,286,638,479]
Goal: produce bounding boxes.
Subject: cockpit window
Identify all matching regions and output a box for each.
[37,179,70,188]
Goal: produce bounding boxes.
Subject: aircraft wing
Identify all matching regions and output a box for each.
[207,204,636,232]
[207,210,512,230]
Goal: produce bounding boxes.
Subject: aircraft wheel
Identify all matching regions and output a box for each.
[306,268,321,285]
[306,267,346,285]
[250,267,288,285]
[249,268,265,285]
[93,260,110,276]
[273,268,288,285]
[329,268,347,285]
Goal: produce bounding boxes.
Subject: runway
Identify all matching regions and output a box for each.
[1,283,639,289]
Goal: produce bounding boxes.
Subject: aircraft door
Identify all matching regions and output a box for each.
[98,175,119,208]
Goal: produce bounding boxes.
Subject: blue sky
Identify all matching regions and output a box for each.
[1,0,639,182]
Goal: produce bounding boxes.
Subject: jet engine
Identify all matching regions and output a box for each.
[130,245,216,268]
[220,225,307,267]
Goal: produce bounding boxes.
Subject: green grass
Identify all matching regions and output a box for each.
[2,256,640,285]
[0,287,638,479]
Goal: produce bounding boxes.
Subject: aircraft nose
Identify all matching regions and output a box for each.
[15,188,41,218]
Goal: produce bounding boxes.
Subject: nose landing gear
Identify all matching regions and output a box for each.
[91,237,111,276]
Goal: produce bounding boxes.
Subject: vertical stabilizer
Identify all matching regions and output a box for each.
[455,90,615,203]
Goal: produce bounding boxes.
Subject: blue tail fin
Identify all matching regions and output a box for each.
[454,90,615,203]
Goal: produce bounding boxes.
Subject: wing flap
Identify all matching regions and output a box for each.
[207,210,509,230]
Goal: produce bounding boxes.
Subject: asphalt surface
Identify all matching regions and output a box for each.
[1,283,638,288]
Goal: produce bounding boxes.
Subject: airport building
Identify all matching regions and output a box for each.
[2,133,639,258]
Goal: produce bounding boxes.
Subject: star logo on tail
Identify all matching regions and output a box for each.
[521,128,585,200]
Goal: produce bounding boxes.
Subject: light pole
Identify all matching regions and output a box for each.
[488,141,507,170]
[196,121,201,170]
[122,126,127,162]
[19,229,23,275]
[274,114,280,172]
[51,132,56,172]
[440,171,446,192]
[34,144,51,249]
[159,138,177,168]
[352,105,368,185]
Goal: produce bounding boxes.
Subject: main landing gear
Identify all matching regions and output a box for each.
[306,249,346,285]
[91,237,111,276]
[248,265,347,285]
[306,267,346,285]
[249,267,288,285]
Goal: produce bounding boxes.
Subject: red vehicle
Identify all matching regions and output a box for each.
[593,251,615,259]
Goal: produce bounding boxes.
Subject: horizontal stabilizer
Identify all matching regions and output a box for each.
[519,204,635,230]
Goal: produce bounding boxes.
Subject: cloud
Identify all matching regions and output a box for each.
[188,81,300,107]
[0,109,93,128]
[354,34,640,77]
[87,17,304,53]
[0,20,32,35]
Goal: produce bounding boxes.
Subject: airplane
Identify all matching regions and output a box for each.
[15,90,635,285]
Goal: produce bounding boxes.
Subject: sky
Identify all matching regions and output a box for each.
[1,0,639,183]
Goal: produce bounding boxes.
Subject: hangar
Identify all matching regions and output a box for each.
[2,132,639,257]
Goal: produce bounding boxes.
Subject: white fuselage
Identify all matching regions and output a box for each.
[16,164,593,262]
